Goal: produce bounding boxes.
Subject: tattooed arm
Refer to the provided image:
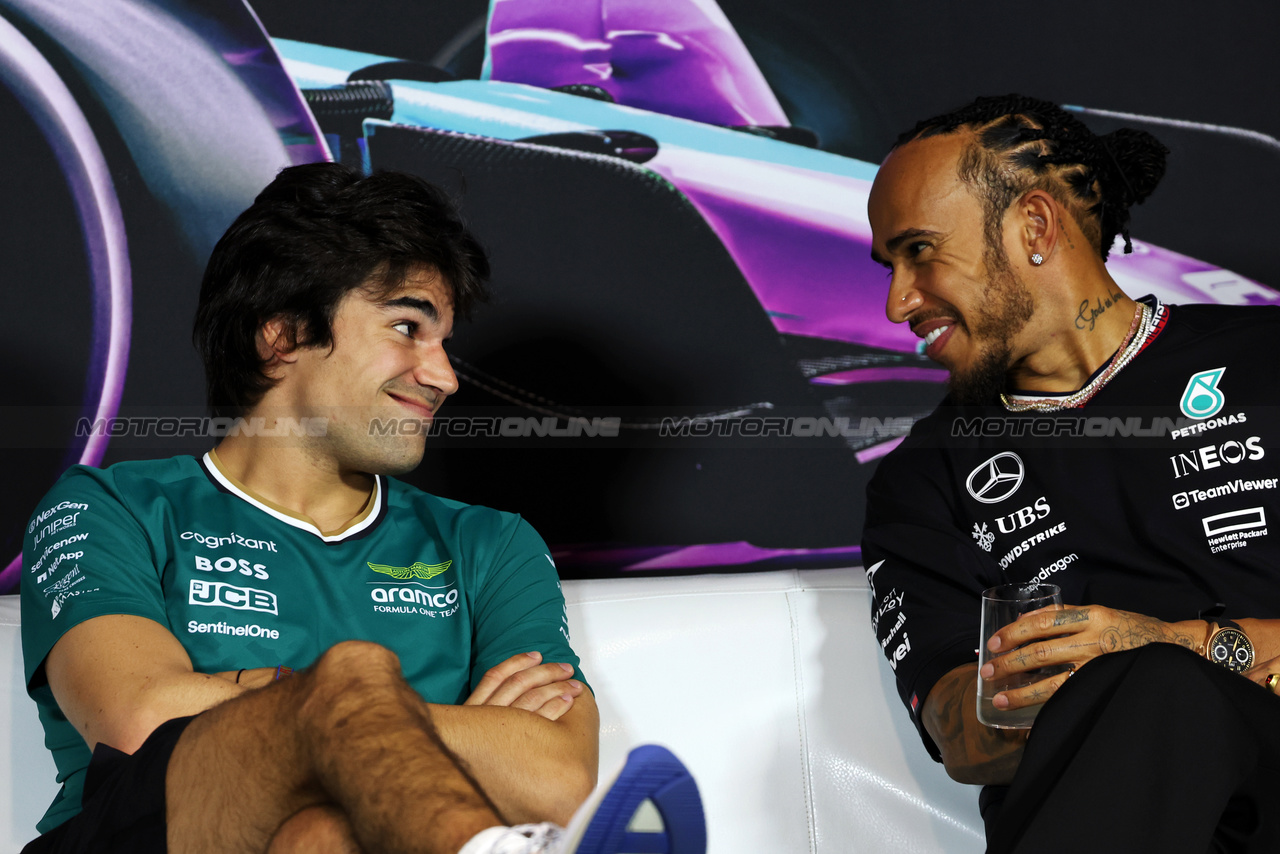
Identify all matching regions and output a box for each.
[923,663,1031,785]
[925,607,1278,784]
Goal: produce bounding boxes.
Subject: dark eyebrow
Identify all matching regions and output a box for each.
[884,228,940,256]
[381,296,440,322]
[870,228,939,268]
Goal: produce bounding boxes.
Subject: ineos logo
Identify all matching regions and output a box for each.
[966,452,1025,504]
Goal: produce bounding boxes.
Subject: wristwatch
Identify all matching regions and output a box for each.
[1205,619,1254,673]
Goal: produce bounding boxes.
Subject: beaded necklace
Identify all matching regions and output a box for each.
[1000,299,1160,412]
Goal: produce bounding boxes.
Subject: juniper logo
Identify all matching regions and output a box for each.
[367,560,452,581]
[1180,368,1226,419]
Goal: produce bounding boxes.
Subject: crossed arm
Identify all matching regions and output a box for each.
[44,613,598,825]
[923,605,1280,786]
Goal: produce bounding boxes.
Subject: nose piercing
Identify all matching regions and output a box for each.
[901,295,907,302]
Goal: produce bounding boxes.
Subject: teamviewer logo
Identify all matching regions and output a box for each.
[1173,492,1190,509]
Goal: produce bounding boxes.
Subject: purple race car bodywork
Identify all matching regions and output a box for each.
[1,0,1276,584]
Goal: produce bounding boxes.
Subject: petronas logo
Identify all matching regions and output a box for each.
[367,560,452,581]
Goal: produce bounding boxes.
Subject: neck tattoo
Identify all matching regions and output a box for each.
[1000,300,1159,412]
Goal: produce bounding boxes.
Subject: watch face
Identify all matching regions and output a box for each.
[1209,627,1255,673]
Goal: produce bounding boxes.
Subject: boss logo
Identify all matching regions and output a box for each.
[189,579,278,615]
[193,555,269,580]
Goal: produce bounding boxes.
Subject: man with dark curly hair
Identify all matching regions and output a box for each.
[20,163,704,854]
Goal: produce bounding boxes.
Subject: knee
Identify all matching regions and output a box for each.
[267,805,362,854]
[299,641,405,726]
[1128,641,1212,680]
[312,640,402,681]
[1079,642,1225,717]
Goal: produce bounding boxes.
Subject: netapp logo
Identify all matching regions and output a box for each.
[966,452,1025,504]
[1169,437,1264,479]
[189,579,278,615]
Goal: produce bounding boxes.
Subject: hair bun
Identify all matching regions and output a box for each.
[1097,128,1169,207]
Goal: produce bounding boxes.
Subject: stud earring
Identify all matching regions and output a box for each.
[1030,253,1044,266]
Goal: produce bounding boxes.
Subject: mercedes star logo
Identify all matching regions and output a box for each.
[965,452,1025,504]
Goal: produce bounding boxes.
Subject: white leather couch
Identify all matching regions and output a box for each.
[0,568,984,853]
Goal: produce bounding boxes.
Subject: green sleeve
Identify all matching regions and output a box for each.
[467,515,589,692]
[21,467,169,697]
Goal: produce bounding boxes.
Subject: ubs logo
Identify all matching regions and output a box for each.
[966,452,1025,504]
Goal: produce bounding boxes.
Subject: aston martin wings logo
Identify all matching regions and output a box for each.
[367,560,453,580]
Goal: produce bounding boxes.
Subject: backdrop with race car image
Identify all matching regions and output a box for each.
[2,0,1277,592]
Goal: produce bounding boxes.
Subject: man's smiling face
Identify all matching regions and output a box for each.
[280,266,458,475]
[868,133,1035,404]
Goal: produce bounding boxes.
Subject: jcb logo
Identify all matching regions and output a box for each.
[189,579,278,615]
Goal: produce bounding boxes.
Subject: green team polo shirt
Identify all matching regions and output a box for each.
[20,453,583,833]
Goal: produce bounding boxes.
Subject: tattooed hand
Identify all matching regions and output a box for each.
[979,605,1208,712]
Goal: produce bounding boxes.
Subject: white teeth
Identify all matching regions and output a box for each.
[924,325,950,347]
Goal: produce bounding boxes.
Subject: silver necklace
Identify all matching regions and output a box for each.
[1000,300,1161,412]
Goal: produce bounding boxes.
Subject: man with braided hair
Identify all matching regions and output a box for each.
[861,94,1280,853]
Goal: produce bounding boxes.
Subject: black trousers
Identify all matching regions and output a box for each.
[983,644,1280,854]
[22,716,196,854]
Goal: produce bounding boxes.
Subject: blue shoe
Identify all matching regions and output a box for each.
[464,745,706,854]
[560,744,706,854]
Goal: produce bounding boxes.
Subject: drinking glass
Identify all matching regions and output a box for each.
[976,582,1071,728]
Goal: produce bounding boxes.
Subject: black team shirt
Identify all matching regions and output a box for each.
[861,298,1280,760]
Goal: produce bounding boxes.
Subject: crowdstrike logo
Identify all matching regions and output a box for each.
[965,452,1025,504]
[1180,368,1226,419]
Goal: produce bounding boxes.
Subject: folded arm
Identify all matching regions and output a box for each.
[432,651,599,825]
[43,614,273,754]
